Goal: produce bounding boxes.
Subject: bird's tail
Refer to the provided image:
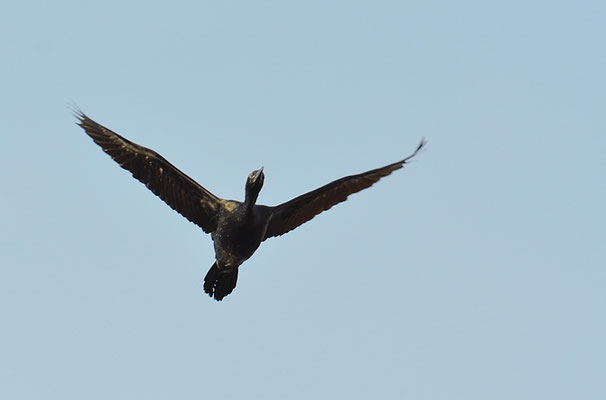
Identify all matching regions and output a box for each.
[203,262,238,301]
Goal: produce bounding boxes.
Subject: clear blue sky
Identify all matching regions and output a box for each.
[1,1,604,399]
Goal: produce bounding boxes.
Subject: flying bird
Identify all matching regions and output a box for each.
[76,111,425,301]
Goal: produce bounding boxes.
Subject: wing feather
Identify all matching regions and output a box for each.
[76,111,221,233]
[264,139,425,239]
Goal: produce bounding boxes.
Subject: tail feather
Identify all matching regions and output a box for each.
[204,262,238,301]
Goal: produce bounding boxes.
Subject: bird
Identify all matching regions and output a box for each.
[76,111,425,301]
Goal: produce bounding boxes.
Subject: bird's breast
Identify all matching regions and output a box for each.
[212,206,270,265]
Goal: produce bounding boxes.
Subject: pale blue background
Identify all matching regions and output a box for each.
[1,1,604,399]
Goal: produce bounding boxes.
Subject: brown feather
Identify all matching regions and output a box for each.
[264,139,425,239]
[76,112,221,233]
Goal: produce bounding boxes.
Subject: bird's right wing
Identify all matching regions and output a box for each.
[263,139,425,240]
[76,111,221,233]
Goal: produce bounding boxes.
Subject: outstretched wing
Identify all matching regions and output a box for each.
[264,139,425,239]
[76,111,221,233]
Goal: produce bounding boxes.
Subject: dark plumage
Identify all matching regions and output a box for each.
[76,111,425,300]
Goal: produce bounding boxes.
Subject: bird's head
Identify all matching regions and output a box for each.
[245,167,264,205]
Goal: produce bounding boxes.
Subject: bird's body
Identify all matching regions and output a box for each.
[211,200,271,272]
[76,111,425,300]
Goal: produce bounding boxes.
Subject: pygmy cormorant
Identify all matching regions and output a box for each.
[76,111,425,301]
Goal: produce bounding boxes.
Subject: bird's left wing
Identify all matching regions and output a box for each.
[76,111,221,233]
[263,139,425,240]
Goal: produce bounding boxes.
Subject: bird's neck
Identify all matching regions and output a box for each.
[245,187,259,210]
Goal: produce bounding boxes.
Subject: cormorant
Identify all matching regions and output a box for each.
[76,111,425,301]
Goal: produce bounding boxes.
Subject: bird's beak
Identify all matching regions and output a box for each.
[253,167,264,180]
